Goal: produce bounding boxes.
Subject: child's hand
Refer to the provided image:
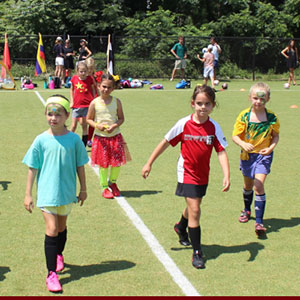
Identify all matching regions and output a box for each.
[24,195,34,213]
[222,178,230,192]
[106,124,116,133]
[142,164,151,179]
[77,191,87,206]
[259,147,272,156]
[241,142,254,152]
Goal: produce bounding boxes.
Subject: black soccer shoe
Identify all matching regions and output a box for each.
[192,250,206,269]
[174,223,191,246]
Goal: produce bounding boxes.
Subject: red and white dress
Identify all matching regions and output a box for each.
[165,114,227,189]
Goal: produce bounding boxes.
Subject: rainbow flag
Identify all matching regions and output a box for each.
[35,33,46,76]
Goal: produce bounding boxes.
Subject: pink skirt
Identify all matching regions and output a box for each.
[91,133,126,168]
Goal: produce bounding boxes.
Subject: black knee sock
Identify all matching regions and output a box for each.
[243,189,254,212]
[177,215,188,232]
[188,226,201,253]
[57,228,67,255]
[45,235,58,273]
[82,135,88,146]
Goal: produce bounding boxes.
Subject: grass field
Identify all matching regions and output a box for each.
[0,78,300,296]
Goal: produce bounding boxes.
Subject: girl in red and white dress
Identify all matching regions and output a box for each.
[142,85,230,270]
[87,73,126,199]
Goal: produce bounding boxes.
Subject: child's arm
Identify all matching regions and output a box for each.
[70,84,74,108]
[259,132,279,155]
[77,165,87,206]
[232,135,254,152]
[106,98,124,133]
[217,150,230,192]
[24,167,37,213]
[197,54,204,62]
[142,139,170,179]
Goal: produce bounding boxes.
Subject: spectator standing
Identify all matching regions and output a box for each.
[53,37,65,84]
[170,36,188,81]
[64,39,75,78]
[281,39,299,87]
[208,37,221,79]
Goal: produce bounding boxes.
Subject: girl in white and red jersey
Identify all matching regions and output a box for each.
[142,85,230,269]
[70,61,96,146]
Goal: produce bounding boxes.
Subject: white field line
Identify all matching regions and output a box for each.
[34,91,201,297]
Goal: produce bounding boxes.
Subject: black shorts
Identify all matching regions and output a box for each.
[175,183,208,198]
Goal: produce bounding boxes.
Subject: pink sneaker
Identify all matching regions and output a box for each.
[102,188,114,199]
[46,271,62,292]
[56,254,64,272]
[109,183,121,197]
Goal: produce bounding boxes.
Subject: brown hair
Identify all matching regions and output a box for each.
[191,84,216,104]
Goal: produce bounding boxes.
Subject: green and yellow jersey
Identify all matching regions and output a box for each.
[232,107,280,160]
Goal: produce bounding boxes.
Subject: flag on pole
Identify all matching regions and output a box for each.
[107,34,114,75]
[35,33,46,76]
[1,33,11,78]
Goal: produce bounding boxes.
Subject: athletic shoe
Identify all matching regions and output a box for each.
[255,223,267,236]
[102,188,114,199]
[109,183,121,197]
[87,140,92,147]
[170,78,173,81]
[192,250,205,269]
[239,210,251,223]
[46,271,62,292]
[174,223,191,246]
[56,254,64,272]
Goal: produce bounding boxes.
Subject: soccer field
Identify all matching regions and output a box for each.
[0,79,300,296]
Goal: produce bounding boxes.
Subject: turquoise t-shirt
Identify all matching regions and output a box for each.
[172,43,187,59]
[23,131,89,207]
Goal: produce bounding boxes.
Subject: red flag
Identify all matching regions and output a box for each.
[2,33,11,78]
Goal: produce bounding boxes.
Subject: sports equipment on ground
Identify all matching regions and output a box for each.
[174,223,191,246]
[214,80,219,86]
[0,61,16,90]
[284,83,290,89]
[222,83,228,89]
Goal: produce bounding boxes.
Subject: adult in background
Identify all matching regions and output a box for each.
[53,37,65,84]
[78,39,92,62]
[208,37,221,79]
[170,36,188,81]
[281,39,299,87]
[64,39,75,78]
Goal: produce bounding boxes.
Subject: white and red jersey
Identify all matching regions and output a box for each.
[165,114,228,185]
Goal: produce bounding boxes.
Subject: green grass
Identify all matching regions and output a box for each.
[0,79,300,295]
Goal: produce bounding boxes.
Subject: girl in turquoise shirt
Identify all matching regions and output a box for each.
[23,95,89,292]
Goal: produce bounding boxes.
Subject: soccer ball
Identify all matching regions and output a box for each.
[202,47,208,54]
[284,83,290,89]
[214,80,219,86]
[222,83,228,90]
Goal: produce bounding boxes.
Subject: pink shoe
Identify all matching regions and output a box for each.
[102,188,114,199]
[109,183,121,197]
[56,254,64,272]
[46,271,62,292]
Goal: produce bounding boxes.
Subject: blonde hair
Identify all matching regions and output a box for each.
[76,60,88,71]
[249,82,271,98]
[85,57,95,74]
